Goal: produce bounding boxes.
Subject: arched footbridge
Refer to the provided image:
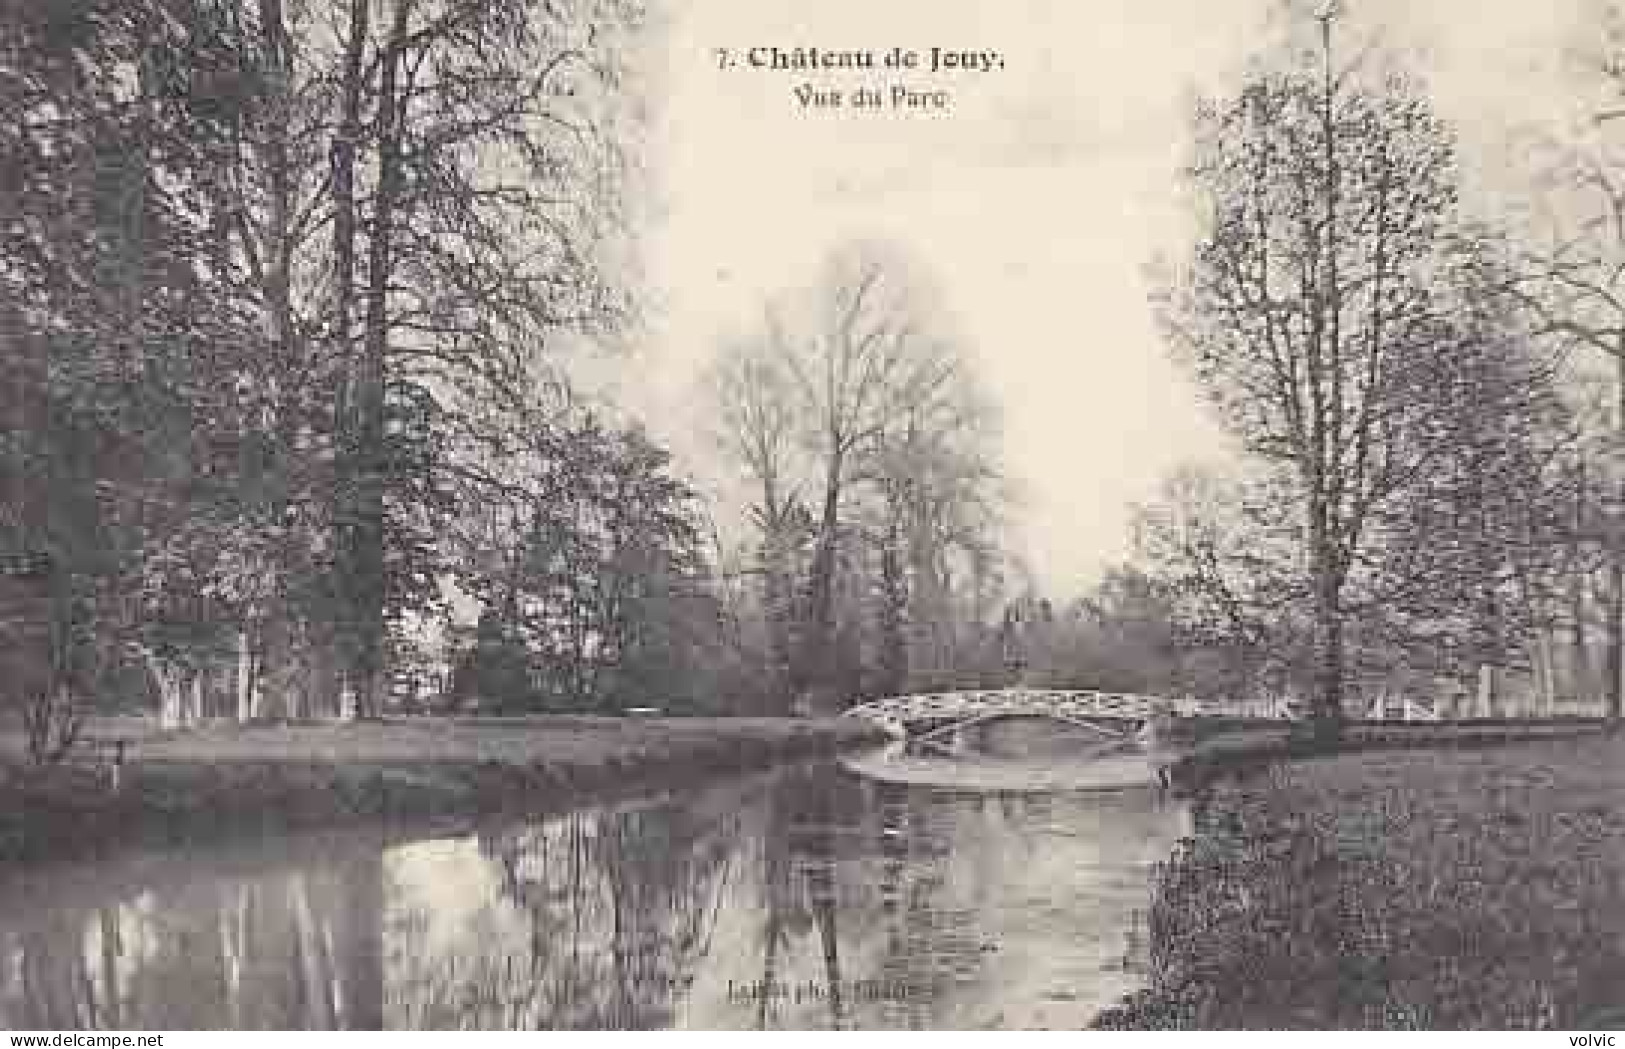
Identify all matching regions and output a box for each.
[835,687,1531,791]
[838,688,1255,792]
[842,689,1209,743]
[839,687,1446,740]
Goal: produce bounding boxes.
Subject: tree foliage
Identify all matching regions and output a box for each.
[1153,11,1564,730]
[702,242,1007,711]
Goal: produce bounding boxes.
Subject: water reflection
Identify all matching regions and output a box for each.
[0,846,385,1029]
[0,761,1188,1030]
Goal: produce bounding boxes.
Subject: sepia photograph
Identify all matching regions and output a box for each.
[1,0,1623,1033]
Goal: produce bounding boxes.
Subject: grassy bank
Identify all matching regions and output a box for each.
[1096,735,1625,1030]
[0,716,888,867]
[1167,718,1607,794]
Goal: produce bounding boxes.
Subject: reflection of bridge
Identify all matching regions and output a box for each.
[837,686,1593,792]
[839,689,1266,793]
[842,689,1207,742]
[838,691,1213,791]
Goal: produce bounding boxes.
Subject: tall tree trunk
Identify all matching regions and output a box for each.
[235,626,258,721]
[257,0,299,711]
[284,624,307,720]
[330,0,370,720]
[877,511,907,697]
[1306,13,1346,746]
[1476,576,1502,719]
[1572,453,1592,708]
[188,670,205,725]
[141,647,184,729]
[1308,527,1346,741]
[799,454,843,706]
[344,0,413,720]
[1476,662,1497,719]
[760,526,795,714]
[906,513,943,685]
[121,29,154,372]
[1536,627,1557,718]
[1610,348,1625,730]
[259,0,294,355]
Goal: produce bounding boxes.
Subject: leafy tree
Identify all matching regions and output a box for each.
[703,242,1007,711]
[1499,4,1625,724]
[446,414,718,714]
[0,0,284,730]
[1157,9,1513,736]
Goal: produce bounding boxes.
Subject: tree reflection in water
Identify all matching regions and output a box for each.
[387,776,746,1030]
[755,763,861,1030]
[0,761,1188,1030]
[0,846,388,1030]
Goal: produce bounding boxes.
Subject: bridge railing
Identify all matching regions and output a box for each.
[844,687,1596,731]
[841,688,1222,729]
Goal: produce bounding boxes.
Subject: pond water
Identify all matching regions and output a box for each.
[0,758,1190,1030]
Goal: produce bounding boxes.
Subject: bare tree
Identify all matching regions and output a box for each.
[869,371,1002,693]
[1131,465,1305,700]
[705,242,1005,709]
[316,0,642,717]
[704,337,807,709]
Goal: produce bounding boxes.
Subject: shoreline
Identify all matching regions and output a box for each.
[0,715,890,868]
[1097,731,1625,1029]
[1167,718,1609,796]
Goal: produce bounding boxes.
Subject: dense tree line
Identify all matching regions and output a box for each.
[0,0,751,746]
[708,241,1020,714]
[0,1,1018,745]
[13,0,1619,747]
[702,243,1014,715]
[1028,5,1622,732]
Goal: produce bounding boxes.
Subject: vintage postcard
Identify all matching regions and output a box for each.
[1,0,1622,1033]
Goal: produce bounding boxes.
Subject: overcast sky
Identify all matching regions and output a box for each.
[605,0,1599,597]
